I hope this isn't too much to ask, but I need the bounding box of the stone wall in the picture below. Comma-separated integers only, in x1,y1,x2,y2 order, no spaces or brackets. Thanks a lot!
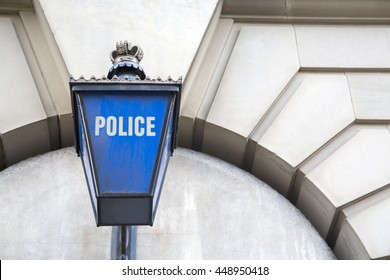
0,0,389,259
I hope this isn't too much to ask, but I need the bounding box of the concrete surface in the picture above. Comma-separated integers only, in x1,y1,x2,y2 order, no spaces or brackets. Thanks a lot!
38,0,219,80
0,148,335,260
0,148,112,259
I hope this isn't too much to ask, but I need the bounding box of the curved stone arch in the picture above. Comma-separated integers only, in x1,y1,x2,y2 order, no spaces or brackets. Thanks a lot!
179,20,390,259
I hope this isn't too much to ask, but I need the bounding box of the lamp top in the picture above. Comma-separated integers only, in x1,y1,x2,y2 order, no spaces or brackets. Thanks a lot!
110,40,144,65
107,40,146,80
70,74,182,83
70,40,182,83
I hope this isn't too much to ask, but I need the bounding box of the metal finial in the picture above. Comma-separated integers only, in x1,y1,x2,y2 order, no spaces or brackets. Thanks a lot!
110,40,144,65
107,40,146,80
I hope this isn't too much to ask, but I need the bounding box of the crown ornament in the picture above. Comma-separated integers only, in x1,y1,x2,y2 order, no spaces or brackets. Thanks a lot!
110,40,144,64
107,40,146,80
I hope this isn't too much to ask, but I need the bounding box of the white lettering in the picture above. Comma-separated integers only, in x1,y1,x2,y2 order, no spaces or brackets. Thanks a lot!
128,116,133,136
134,116,145,136
106,116,117,136
118,116,127,136
94,116,156,137
95,116,105,136
146,117,156,136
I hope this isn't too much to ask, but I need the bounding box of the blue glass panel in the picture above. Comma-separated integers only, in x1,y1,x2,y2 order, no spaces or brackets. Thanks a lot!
81,91,171,195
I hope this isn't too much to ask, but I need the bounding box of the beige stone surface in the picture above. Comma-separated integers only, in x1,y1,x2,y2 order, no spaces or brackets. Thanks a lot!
202,24,299,165
295,25,390,68
0,0,32,8
259,74,354,167
291,125,364,203
2,120,51,166
223,0,390,20
206,24,300,138
334,187,390,259
193,23,244,152
179,18,233,148
333,220,370,259
253,73,355,196
0,18,46,133
202,124,247,166
222,0,286,17
20,11,70,120
38,0,219,79
0,17,51,166
297,128,390,238
289,0,390,19
347,73,390,121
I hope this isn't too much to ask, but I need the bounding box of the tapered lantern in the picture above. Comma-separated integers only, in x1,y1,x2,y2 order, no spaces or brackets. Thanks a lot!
70,41,181,226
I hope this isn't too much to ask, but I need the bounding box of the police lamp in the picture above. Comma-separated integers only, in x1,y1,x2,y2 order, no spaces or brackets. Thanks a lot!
70,41,181,227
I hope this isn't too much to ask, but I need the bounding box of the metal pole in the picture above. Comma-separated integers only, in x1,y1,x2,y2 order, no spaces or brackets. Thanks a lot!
119,226,127,260
112,225,133,260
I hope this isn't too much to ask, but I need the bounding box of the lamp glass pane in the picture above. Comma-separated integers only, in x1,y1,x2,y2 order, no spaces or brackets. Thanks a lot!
80,91,172,195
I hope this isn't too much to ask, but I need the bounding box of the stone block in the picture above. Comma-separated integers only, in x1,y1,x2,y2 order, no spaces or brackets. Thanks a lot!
58,113,74,147
203,25,299,166
0,18,51,165
179,18,233,148
2,120,51,166
334,187,390,259
0,18,47,133
178,116,195,149
202,123,247,167
253,73,355,196
347,73,390,121
291,125,362,203
0,0,32,8
194,23,243,151
222,0,286,17
289,0,390,19
206,24,300,138
20,11,71,148
295,25,390,69
296,128,390,241
333,219,370,259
